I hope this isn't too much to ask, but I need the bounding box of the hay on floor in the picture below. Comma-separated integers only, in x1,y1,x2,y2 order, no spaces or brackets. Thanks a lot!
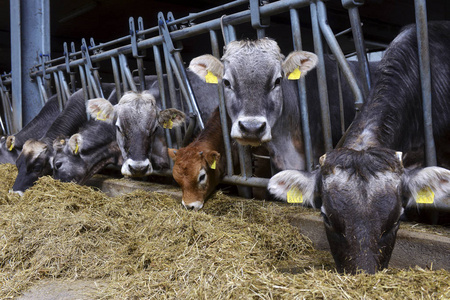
0,163,448,299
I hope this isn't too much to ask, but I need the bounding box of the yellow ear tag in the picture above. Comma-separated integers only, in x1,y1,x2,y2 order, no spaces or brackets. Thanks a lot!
8,141,14,151
163,122,167,129
415,187,435,204
287,187,303,204
205,70,218,84
74,143,79,155
168,119,174,130
210,159,217,170
96,111,107,121
288,68,302,80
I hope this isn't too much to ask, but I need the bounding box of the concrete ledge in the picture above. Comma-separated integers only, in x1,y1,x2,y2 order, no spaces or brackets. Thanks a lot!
86,175,450,271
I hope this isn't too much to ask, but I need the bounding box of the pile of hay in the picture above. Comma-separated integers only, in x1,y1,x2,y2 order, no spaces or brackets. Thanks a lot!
0,164,449,299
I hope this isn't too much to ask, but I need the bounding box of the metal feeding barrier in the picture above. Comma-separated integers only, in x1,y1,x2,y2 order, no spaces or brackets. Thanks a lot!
0,0,437,198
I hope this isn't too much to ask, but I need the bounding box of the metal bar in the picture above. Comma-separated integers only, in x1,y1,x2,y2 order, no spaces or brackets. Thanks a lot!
210,29,234,177
58,70,71,101
347,6,371,99
0,77,13,135
35,75,48,107
414,0,436,166
118,54,138,92
10,0,22,133
52,72,64,111
111,56,122,100
310,2,333,152
78,64,89,100
153,45,174,168
290,8,313,172
130,17,146,92
317,1,364,110
31,0,313,78
222,175,269,188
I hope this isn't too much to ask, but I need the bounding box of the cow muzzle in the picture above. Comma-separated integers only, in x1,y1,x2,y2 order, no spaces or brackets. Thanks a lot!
230,116,272,146
122,158,152,177
182,199,204,211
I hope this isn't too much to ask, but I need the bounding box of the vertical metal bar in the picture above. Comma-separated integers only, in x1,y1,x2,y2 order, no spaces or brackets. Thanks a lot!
316,1,364,111
130,17,146,92
290,8,313,172
10,0,22,133
78,64,89,100
347,6,371,98
153,45,174,167
111,56,122,101
0,77,13,135
118,54,138,92
414,0,436,166
227,25,237,42
35,75,48,107
52,72,64,111
161,44,183,147
211,29,234,177
310,1,333,152
58,70,71,101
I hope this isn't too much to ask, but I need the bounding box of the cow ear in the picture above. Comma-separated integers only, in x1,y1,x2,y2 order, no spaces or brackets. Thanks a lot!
268,169,320,208
189,54,224,83
205,150,220,170
168,148,178,161
402,166,450,208
282,51,318,80
87,98,115,123
158,108,186,128
68,134,82,155
6,135,15,151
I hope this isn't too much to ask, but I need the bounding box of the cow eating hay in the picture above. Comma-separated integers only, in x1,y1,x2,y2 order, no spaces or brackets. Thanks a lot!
0,164,448,298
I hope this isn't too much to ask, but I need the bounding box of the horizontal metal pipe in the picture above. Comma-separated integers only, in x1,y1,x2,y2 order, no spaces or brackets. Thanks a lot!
222,175,269,188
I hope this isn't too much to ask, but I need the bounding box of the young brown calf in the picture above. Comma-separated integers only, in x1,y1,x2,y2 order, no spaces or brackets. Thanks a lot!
168,108,225,210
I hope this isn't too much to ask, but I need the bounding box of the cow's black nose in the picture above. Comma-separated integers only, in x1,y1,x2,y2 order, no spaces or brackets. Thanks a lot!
129,164,149,175
238,120,266,135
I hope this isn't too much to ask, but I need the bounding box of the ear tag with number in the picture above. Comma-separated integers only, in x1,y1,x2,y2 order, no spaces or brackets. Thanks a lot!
210,158,217,170
96,111,107,121
415,187,435,204
288,68,302,80
205,70,218,84
287,187,303,204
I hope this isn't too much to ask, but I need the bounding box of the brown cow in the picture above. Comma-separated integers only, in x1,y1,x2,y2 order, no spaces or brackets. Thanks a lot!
168,108,225,210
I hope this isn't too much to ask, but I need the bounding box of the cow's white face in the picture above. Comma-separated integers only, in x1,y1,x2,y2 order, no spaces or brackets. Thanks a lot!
87,93,185,177
189,38,318,147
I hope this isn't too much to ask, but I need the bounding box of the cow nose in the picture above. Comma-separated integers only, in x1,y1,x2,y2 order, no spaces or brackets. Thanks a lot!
238,120,266,136
129,164,149,175
182,200,203,211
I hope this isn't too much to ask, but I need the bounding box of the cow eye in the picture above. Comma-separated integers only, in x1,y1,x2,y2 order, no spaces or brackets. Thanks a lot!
55,161,63,170
223,79,231,88
274,77,282,87
321,212,332,227
198,173,206,184
116,125,123,135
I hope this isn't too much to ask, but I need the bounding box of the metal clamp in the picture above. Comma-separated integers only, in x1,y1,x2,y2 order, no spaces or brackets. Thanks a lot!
342,0,365,9
158,12,183,54
250,0,270,29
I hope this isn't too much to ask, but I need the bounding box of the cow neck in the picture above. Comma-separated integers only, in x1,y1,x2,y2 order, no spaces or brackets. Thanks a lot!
194,108,225,154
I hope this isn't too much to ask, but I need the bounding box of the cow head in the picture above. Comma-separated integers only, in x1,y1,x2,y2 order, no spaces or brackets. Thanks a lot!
268,147,450,274
87,92,185,177
52,129,122,184
12,139,54,195
0,135,20,164
189,38,318,146
168,147,221,210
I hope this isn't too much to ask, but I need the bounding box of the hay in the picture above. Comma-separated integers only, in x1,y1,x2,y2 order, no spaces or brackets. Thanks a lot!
0,163,449,299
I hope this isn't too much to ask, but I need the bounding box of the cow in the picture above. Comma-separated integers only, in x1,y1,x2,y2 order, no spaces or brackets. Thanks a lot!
52,119,122,184
11,83,118,195
86,72,219,178
168,108,229,210
0,94,61,164
268,21,450,274
86,91,186,177
189,38,371,172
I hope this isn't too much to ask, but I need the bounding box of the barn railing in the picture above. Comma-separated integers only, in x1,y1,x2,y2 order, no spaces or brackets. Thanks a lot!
2,0,402,196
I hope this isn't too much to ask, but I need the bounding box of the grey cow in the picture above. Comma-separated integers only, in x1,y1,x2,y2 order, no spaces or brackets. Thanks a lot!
189,38,368,172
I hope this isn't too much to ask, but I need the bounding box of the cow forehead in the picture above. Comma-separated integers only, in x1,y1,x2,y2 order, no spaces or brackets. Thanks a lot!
115,92,158,121
222,38,284,63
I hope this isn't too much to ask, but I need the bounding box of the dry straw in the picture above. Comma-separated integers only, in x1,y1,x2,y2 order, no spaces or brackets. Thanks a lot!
0,164,448,299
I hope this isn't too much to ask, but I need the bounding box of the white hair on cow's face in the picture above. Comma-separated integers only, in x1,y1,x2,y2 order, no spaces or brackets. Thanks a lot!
222,38,284,62
117,90,157,107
